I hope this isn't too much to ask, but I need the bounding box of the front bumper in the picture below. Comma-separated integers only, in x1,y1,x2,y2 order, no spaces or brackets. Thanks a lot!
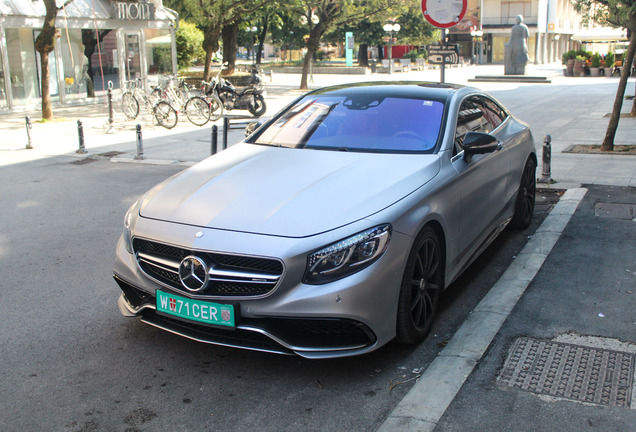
116,276,377,358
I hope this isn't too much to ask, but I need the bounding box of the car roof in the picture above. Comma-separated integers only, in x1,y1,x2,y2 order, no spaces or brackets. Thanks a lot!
306,81,467,102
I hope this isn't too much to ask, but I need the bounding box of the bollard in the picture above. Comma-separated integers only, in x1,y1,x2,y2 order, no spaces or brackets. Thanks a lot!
107,81,114,125
134,124,145,160
25,116,33,149
223,117,229,151
539,134,553,184
211,124,218,155
76,120,87,154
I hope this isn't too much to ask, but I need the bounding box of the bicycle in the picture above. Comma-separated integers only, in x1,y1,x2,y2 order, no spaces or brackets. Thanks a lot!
121,79,161,121
184,76,224,126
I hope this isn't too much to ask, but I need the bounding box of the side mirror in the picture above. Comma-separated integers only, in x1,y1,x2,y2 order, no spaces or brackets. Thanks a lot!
244,118,270,137
462,132,499,161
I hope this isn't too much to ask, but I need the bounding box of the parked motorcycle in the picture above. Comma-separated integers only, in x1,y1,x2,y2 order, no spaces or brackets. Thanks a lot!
216,66,267,117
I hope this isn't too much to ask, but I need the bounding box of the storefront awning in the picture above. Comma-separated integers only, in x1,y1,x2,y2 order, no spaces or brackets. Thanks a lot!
571,27,627,42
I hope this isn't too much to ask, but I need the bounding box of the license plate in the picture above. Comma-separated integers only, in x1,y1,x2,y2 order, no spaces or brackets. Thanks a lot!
156,290,235,329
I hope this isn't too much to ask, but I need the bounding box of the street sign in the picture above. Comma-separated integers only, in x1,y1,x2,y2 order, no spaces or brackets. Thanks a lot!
427,44,460,64
421,0,467,29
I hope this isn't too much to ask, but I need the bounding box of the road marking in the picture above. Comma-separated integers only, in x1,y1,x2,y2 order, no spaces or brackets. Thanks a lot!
378,187,588,432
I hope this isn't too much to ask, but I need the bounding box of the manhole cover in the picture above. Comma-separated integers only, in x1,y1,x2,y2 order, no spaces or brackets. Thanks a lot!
595,202,636,220
497,337,635,408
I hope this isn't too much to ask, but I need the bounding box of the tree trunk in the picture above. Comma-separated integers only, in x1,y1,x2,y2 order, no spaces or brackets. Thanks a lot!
222,22,239,76
256,19,269,65
202,24,221,81
602,31,636,151
34,0,59,121
358,44,369,67
300,24,325,90
39,50,53,120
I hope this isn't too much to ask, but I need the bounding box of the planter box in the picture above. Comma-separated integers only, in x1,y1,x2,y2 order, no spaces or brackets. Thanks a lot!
590,67,600,77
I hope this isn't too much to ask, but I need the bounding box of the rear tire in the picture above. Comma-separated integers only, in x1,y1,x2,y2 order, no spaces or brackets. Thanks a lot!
154,101,178,129
510,157,536,229
396,226,443,344
208,96,224,121
185,96,211,126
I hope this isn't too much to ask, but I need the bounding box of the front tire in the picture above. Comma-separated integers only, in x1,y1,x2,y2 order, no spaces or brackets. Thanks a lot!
396,226,443,344
510,157,536,229
248,94,266,117
121,92,139,120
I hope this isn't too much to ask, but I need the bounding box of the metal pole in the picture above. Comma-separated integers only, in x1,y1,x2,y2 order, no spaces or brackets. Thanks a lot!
388,33,393,75
539,134,553,183
211,124,218,155
135,124,145,160
77,120,87,154
223,117,229,151
25,116,33,149
440,29,446,83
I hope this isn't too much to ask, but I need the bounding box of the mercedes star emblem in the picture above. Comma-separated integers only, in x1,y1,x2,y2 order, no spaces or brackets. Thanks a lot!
178,255,209,292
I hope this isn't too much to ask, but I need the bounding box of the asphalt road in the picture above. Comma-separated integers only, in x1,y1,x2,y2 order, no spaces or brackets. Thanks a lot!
0,151,559,431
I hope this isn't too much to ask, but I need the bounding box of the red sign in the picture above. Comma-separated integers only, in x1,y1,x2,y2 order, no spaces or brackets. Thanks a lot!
421,0,468,29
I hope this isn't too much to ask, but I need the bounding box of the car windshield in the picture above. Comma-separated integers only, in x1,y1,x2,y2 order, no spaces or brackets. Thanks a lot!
251,94,445,153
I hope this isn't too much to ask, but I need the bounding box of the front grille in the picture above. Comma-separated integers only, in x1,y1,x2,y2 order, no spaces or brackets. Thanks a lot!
133,238,284,297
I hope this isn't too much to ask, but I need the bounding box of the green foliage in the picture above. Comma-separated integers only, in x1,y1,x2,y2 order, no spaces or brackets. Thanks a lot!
175,20,205,70
576,49,592,60
402,48,427,60
562,50,577,64
605,52,615,67
591,52,602,67
575,55,587,61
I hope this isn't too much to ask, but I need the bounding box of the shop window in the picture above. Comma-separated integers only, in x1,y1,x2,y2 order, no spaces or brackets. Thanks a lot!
144,28,172,84
85,29,119,94
5,28,39,104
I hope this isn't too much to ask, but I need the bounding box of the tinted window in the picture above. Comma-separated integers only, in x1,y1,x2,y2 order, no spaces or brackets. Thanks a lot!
253,95,445,153
454,95,507,154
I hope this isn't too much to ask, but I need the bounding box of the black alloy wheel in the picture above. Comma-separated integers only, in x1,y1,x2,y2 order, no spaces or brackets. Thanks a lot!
511,157,536,228
248,94,266,117
396,226,442,344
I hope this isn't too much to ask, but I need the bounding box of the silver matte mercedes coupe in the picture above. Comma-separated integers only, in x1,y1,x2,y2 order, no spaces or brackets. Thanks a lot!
114,82,537,359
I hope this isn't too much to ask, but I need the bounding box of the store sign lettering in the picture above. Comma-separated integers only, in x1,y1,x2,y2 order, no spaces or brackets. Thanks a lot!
115,1,155,20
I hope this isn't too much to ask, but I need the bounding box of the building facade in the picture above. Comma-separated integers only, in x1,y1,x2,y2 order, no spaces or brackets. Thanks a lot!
0,0,178,112
448,0,585,65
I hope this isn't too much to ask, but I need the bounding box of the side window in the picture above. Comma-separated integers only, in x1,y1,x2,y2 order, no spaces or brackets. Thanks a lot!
454,96,489,154
453,95,507,156
480,97,507,130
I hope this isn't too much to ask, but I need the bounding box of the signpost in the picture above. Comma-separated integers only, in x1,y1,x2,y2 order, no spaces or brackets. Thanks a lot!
421,0,467,82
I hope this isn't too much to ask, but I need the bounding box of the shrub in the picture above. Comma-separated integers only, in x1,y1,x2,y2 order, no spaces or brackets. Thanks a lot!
562,50,577,64
591,53,601,68
176,21,205,71
402,48,427,61
605,52,615,67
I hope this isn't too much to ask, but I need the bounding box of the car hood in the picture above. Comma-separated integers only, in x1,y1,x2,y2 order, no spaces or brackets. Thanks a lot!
140,143,440,238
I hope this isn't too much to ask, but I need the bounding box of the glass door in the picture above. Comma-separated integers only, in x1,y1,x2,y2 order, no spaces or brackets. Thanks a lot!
124,33,142,83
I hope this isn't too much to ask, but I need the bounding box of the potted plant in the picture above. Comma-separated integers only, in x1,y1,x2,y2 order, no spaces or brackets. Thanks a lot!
590,53,601,77
562,50,577,76
574,55,587,77
604,52,614,77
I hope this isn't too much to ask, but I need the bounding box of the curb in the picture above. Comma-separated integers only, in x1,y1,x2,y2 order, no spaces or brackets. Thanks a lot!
377,187,588,432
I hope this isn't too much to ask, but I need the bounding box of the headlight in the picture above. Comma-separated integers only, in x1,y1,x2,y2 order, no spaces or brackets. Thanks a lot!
304,224,391,285
123,200,140,254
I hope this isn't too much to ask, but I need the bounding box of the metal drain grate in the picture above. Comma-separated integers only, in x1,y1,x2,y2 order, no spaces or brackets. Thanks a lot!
497,337,635,408
594,202,636,220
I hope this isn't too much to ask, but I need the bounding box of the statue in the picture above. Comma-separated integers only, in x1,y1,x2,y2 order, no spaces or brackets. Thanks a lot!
504,15,529,75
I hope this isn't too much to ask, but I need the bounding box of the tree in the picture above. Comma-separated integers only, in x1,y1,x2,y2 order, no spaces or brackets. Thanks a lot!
165,0,275,79
34,0,74,121
176,20,205,70
572,0,636,150
290,0,406,90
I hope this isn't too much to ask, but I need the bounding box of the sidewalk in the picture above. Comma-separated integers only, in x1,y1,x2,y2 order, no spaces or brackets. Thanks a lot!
1,62,635,186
